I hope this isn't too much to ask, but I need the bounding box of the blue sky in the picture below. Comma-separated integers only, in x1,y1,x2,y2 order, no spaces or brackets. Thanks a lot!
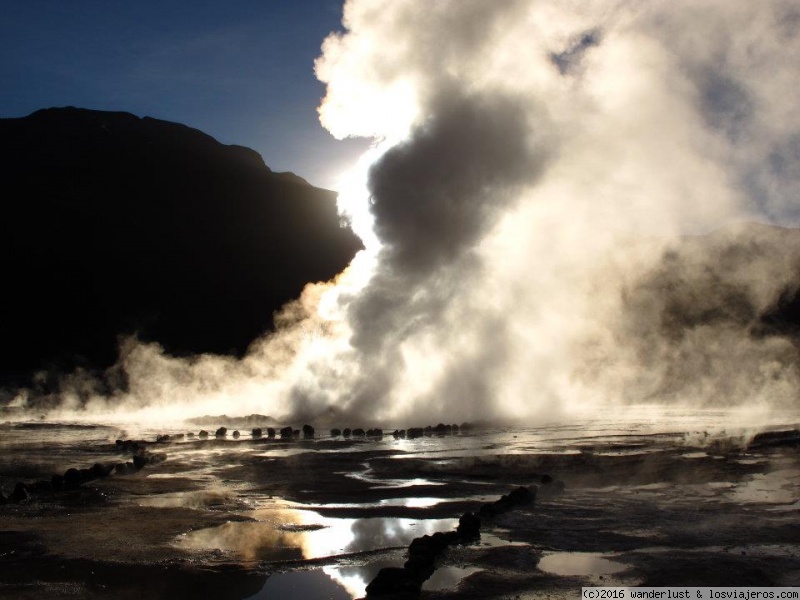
0,0,370,188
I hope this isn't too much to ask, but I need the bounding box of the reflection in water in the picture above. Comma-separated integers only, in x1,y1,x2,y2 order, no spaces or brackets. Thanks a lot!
245,569,351,600
177,508,459,562
180,510,475,599
537,552,626,576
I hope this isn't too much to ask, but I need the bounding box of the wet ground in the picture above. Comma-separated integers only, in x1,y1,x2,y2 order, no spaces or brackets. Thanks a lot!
0,409,799,598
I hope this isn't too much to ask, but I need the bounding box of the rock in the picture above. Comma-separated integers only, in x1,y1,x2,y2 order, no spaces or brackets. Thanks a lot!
280,426,293,439
156,434,171,442
365,567,422,597
132,454,148,470
330,428,341,437
90,463,114,478
540,474,553,484
232,430,240,439
64,468,82,489
407,428,423,439
367,428,383,438
343,428,352,437
267,427,276,438
457,512,481,538
10,483,28,503
508,486,535,506
27,480,53,494
404,554,436,579
0,492,7,505
51,474,64,491
302,424,315,438
215,427,227,438
292,429,300,437
186,432,195,438
199,430,209,438
353,428,366,437
252,428,262,438
451,424,459,433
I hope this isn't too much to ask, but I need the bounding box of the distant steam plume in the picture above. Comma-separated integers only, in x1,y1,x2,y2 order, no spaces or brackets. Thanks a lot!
29,0,800,424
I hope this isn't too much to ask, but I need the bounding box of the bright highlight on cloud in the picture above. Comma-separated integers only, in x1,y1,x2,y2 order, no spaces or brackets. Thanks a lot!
35,0,800,424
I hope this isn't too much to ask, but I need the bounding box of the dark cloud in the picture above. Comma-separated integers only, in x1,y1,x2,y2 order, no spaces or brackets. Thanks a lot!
551,30,602,76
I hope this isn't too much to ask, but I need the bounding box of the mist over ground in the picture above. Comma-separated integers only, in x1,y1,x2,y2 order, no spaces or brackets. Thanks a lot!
10,0,800,425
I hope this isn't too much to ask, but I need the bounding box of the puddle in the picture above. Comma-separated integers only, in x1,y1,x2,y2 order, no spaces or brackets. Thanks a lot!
138,489,234,509
729,468,800,504
319,563,482,598
245,569,351,599
346,468,446,488
537,552,627,577
680,452,708,459
423,566,483,591
176,509,460,561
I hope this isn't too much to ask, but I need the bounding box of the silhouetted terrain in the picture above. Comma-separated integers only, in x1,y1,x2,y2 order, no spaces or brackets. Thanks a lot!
0,107,361,389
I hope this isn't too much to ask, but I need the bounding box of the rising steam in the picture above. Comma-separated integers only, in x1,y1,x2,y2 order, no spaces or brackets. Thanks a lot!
27,0,800,424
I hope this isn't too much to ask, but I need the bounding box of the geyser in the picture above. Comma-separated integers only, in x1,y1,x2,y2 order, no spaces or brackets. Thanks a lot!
25,0,800,424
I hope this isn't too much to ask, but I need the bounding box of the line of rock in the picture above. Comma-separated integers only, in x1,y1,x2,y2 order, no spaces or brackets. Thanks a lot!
365,475,565,598
0,439,166,505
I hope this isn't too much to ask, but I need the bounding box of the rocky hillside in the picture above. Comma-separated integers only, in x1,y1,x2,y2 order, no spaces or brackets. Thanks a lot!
0,107,362,389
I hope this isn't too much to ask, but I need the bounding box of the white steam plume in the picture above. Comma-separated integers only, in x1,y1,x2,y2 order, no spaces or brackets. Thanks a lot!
38,0,800,424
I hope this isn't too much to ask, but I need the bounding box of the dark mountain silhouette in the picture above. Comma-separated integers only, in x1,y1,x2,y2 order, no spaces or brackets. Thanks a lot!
0,107,362,389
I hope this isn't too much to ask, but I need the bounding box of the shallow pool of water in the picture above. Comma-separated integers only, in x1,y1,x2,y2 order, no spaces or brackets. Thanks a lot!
537,552,627,576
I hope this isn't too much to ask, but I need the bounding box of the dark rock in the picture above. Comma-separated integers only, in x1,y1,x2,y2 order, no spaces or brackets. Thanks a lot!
367,428,383,438
215,427,228,438
407,428,423,439
79,468,95,483
302,424,315,438
280,426,293,439
232,430,240,439
365,567,422,597
540,474,553,484
267,428,276,438
0,492,7,505
452,424,459,433
352,428,365,437
27,480,53,493
292,429,300,437
508,485,536,506
10,483,28,503
330,428,342,437
64,468,82,489
252,428,262,438
404,554,436,579
132,455,148,470
90,463,113,478
457,512,481,538
156,434,171,442
199,430,209,438
343,428,352,437
51,474,64,491
186,432,195,438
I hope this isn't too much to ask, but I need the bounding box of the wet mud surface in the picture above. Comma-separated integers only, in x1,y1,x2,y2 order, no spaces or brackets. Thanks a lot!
1,414,799,598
